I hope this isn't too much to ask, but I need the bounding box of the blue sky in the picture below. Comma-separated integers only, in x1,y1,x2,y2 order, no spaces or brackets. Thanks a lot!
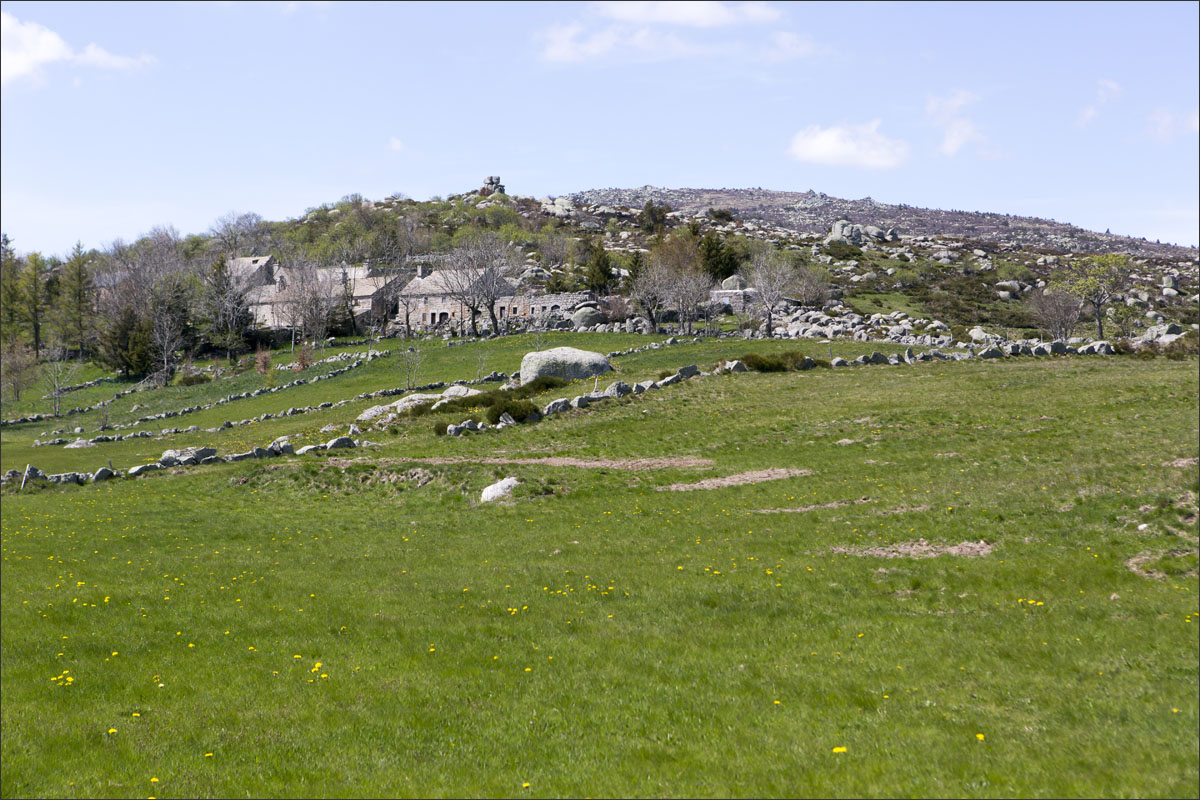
2,1,1198,256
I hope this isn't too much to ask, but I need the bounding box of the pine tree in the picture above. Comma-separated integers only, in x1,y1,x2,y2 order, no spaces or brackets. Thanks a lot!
583,245,614,294
20,252,55,358
0,234,22,345
55,242,96,358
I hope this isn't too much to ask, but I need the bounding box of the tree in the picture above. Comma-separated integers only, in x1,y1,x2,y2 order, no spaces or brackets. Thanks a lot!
626,250,645,287
99,306,152,376
1051,254,1133,339
0,234,22,344
1029,288,1083,342
747,250,796,337
0,339,37,403
637,201,670,233
649,232,714,334
443,232,516,336
699,232,738,281
399,346,424,390
672,265,715,334
579,238,614,294
201,257,250,360
793,263,831,309
54,242,97,358
40,345,80,417
539,234,569,270
149,277,190,383
629,256,671,331
20,252,55,358
209,211,266,257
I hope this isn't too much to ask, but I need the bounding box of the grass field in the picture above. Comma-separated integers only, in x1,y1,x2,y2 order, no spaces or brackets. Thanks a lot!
2,334,1197,798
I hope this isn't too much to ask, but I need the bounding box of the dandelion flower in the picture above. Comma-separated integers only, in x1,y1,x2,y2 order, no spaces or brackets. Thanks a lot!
832,746,847,753
976,733,985,741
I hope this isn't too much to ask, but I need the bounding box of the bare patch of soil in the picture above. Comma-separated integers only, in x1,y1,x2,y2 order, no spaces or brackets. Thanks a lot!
1165,457,1198,468
831,539,993,559
658,468,813,492
1127,550,1200,580
755,497,872,513
328,455,713,471
875,504,931,516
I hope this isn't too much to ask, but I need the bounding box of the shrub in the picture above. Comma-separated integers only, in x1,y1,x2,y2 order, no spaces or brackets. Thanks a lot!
741,352,788,372
1163,331,1199,360
401,401,435,417
779,351,813,370
486,398,539,425
178,373,211,386
825,242,863,260
255,346,272,375
433,421,449,436
295,345,313,371
515,376,567,397
658,369,675,379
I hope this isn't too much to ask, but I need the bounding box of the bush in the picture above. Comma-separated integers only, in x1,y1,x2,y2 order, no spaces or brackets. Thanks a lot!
515,376,567,397
779,351,813,370
433,421,449,436
485,398,539,425
825,242,863,260
1163,331,1199,360
741,352,788,372
742,351,817,372
178,373,211,386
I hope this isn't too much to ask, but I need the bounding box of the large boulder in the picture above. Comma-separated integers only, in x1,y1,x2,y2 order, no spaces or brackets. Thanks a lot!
481,477,520,503
519,347,612,386
571,307,606,328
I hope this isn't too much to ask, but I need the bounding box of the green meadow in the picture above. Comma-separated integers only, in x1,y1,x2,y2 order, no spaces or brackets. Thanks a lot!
2,334,1197,798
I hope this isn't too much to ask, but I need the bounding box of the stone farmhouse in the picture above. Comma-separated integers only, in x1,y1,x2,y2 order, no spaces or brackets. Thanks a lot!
397,264,593,330
243,261,406,331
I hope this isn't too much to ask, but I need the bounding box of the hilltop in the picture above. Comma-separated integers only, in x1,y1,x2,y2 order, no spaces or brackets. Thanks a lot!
566,186,1197,259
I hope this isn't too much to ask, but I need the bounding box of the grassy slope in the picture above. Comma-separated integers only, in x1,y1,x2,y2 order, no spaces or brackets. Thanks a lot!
0,334,913,475
1,336,1197,798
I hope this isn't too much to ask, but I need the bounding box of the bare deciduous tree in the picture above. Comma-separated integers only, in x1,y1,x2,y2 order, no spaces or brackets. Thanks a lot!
1,339,37,404
629,257,671,331
443,233,517,337
747,250,797,337
793,263,831,309
1029,287,1083,342
209,211,267,258
671,266,715,335
41,346,80,417
539,234,569,270
400,346,424,390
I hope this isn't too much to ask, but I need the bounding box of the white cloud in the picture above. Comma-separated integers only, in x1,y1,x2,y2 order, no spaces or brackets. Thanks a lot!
387,137,405,153
1078,78,1121,127
591,1,780,27
938,118,984,157
540,22,708,62
1147,108,1198,141
280,1,333,14
1,11,153,86
787,120,909,169
764,31,814,61
926,90,984,157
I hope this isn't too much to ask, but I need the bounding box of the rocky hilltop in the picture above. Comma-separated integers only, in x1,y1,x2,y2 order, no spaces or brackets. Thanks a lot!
566,186,1196,260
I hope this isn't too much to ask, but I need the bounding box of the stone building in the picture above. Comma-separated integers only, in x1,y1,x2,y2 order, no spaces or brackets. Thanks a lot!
397,266,593,331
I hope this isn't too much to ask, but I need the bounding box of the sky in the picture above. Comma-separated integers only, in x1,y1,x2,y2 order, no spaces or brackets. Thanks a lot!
2,0,1198,257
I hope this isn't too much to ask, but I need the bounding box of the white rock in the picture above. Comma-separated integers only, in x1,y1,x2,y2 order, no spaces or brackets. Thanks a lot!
481,477,520,503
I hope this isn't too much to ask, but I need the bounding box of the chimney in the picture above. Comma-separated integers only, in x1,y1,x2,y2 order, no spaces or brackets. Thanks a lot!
417,263,432,278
